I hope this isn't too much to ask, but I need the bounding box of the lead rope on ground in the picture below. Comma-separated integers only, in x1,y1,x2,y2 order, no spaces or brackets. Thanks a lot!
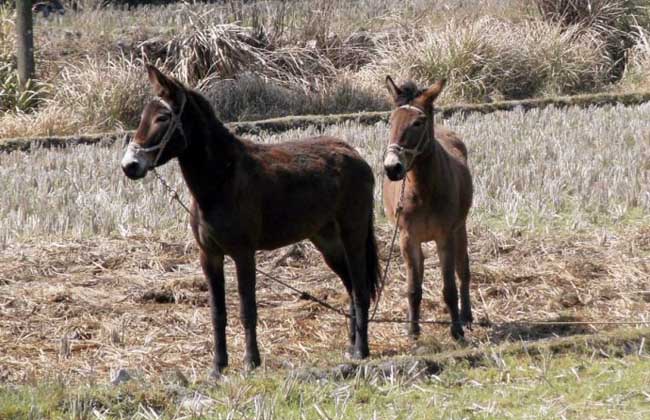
152,170,650,328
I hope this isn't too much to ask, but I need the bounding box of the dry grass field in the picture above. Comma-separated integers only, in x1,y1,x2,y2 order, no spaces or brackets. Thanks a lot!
1,1,650,418
0,103,649,418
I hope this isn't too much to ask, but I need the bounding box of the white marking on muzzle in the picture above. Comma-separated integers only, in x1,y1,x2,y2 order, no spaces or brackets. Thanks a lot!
384,151,403,169
121,141,153,172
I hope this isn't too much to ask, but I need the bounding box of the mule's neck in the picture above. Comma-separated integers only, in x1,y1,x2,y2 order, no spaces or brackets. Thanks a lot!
407,122,451,202
177,93,244,209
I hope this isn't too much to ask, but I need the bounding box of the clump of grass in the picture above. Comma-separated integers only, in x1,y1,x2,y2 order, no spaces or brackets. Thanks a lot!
168,23,273,85
165,10,367,91
620,28,650,90
535,0,650,81
203,72,388,122
367,17,611,102
53,56,149,130
0,105,78,138
0,54,50,113
0,56,148,138
535,0,632,28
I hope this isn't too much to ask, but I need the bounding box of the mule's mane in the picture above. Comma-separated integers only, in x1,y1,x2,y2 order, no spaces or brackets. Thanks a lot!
185,87,242,147
188,87,215,114
395,81,425,106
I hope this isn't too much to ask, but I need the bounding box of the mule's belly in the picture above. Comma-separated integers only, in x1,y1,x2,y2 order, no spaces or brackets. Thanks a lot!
383,179,467,243
257,180,340,250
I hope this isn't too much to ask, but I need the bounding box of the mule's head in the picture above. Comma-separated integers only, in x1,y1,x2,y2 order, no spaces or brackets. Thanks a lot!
383,76,445,181
121,65,188,180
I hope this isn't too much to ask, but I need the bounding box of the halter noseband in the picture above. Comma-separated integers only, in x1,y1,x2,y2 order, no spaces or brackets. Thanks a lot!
387,104,435,172
125,95,187,166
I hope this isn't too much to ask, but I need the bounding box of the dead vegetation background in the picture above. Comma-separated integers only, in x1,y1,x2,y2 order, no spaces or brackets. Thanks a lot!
2,0,650,138
0,104,649,384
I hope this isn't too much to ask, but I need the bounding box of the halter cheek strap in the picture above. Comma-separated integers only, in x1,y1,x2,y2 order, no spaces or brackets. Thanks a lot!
387,104,435,171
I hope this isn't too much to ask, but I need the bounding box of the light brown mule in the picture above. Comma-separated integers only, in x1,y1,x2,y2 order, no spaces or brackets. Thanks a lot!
383,76,473,340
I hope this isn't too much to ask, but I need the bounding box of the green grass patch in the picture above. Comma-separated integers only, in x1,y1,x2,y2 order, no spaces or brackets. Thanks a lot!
2,329,649,419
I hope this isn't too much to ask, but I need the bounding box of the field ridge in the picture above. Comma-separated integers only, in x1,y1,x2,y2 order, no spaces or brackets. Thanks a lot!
2,89,650,153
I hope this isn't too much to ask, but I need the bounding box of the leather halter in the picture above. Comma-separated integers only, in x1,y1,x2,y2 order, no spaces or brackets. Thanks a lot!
124,95,187,166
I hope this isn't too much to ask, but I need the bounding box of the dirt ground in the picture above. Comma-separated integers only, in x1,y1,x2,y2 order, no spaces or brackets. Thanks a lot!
1,223,649,384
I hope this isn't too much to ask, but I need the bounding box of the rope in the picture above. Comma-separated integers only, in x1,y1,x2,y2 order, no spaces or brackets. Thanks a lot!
255,268,349,317
370,178,405,321
152,169,192,215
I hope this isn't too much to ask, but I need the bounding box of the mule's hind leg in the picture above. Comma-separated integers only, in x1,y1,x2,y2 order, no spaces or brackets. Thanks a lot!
340,228,371,359
310,224,356,349
455,225,473,328
436,236,463,340
400,233,425,339
232,252,261,370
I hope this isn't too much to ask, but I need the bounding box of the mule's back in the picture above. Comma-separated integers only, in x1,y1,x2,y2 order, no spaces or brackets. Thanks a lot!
240,135,375,250
435,125,468,163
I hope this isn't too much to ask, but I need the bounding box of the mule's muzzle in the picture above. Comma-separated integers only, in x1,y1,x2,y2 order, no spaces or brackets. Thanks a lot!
121,138,150,180
385,163,405,181
384,152,406,181
122,160,147,180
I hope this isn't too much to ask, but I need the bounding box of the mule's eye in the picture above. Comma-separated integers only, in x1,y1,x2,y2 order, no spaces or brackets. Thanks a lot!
155,114,170,124
412,119,424,127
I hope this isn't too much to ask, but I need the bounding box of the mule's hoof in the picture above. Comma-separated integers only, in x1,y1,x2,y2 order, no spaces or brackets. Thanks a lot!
461,310,474,329
345,344,355,358
407,324,421,341
209,368,227,381
209,360,228,379
451,324,465,341
346,345,369,360
244,353,261,371
351,350,369,360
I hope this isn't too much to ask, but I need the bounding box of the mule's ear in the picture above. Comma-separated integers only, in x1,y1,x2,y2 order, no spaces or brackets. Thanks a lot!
146,64,185,109
418,79,446,106
147,65,173,96
385,75,402,103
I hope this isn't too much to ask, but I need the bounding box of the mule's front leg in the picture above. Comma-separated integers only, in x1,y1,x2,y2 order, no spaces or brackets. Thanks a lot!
400,233,424,339
200,251,228,376
437,237,463,340
233,252,261,369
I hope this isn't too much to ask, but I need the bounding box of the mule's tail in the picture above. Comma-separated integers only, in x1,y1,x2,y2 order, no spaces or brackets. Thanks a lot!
366,213,380,301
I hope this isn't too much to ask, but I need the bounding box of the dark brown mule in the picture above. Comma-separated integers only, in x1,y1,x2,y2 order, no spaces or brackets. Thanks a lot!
121,65,379,374
382,77,473,340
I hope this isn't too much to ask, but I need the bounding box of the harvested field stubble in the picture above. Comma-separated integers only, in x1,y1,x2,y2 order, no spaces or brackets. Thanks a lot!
1,104,648,242
0,105,649,383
